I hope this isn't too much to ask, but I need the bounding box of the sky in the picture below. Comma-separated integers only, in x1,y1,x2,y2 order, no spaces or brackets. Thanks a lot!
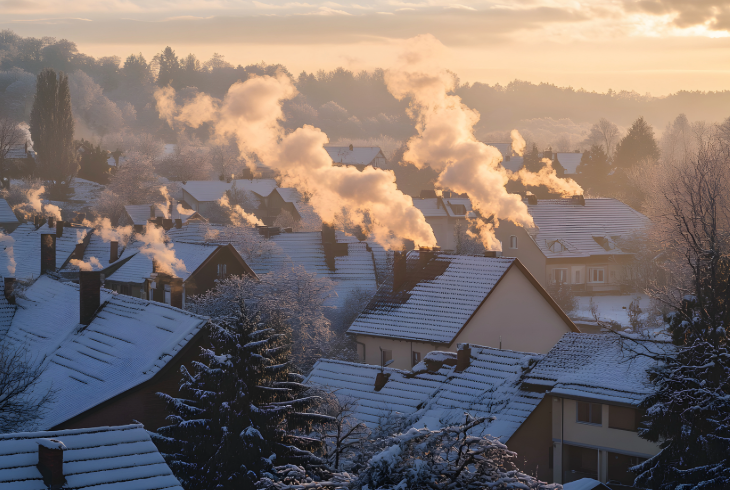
3,0,730,95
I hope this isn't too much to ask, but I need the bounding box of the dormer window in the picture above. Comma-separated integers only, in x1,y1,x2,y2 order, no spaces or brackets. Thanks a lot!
548,240,566,253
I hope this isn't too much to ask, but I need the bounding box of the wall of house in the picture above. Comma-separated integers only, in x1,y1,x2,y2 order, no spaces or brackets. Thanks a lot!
551,397,660,484
545,256,633,292
54,331,207,432
356,336,444,370
185,247,253,297
495,222,547,286
423,216,457,251
506,397,553,482
456,266,572,354
105,281,145,299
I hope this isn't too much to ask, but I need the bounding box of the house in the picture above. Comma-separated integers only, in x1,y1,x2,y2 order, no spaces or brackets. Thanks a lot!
325,145,386,170
347,251,578,369
0,273,208,431
0,198,19,232
180,179,278,217
57,230,136,281
495,197,650,290
123,202,204,232
306,344,554,480
411,194,475,251
523,332,666,486
105,241,256,302
0,424,182,489
3,142,35,161
0,220,92,281
256,187,319,227
554,152,583,176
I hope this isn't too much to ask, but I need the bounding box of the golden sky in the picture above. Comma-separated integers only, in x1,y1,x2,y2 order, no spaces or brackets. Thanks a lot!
3,0,730,95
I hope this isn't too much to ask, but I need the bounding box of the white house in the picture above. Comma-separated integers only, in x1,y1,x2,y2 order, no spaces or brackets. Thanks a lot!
325,145,386,169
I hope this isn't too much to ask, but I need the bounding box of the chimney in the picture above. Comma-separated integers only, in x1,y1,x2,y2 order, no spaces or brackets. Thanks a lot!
56,221,63,238
374,372,390,391
348,143,353,151
73,243,84,260
484,250,502,258
48,216,55,229
455,344,472,373
419,189,437,199
571,194,586,206
321,222,336,244
168,199,174,218
79,271,101,325
150,204,156,219
109,241,118,263
170,278,183,308
527,194,538,205
4,277,15,304
36,439,66,487
162,218,173,230
152,259,159,273
40,234,56,275
393,251,406,292
34,215,39,227
174,218,183,229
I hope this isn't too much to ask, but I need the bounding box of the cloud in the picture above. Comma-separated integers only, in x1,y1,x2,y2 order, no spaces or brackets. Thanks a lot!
625,0,730,32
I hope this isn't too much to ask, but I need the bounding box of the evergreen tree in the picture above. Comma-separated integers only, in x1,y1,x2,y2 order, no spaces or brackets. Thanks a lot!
576,143,611,194
613,116,659,169
29,68,76,196
154,304,331,490
77,139,111,184
155,46,180,88
521,143,541,172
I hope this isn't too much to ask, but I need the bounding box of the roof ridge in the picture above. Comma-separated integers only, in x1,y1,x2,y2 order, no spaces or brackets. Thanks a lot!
0,423,144,440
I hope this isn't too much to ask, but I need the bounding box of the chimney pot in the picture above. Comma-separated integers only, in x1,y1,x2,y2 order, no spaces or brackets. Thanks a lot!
393,251,407,292
109,241,119,263
79,271,101,325
4,277,15,304
40,234,56,275
37,440,66,487
455,344,471,372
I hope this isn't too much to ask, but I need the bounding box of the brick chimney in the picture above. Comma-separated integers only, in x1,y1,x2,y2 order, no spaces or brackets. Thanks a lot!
4,277,15,304
48,216,55,228
393,251,406,292
40,234,56,275
321,222,336,244
162,218,173,230
79,271,101,326
170,278,183,308
56,221,63,238
72,243,84,260
36,439,66,487
109,241,118,263
455,344,472,373
174,218,183,229
571,194,586,206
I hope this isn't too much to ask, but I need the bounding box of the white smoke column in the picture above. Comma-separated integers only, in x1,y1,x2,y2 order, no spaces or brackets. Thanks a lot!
157,187,171,218
384,35,532,250
511,129,526,157
218,195,263,226
13,186,45,218
154,77,437,249
138,223,186,276
44,204,62,221
82,217,133,246
0,233,16,276
513,158,584,197
70,256,102,271
177,204,194,217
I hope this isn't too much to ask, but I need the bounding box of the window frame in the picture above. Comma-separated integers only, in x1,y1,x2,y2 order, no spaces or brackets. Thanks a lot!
576,401,603,426
553,268,568,284
412,351,421,367
588,267,605,283
509,235,518,249
608,405,639,432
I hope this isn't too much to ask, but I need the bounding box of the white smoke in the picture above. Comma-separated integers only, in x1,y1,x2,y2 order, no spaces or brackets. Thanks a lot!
12,186,63,220
513,158,584,197
70,256,102,271
176,204,195,217
138,223,186,276
157,186,171,219
510,129,526,157
154,75,436,250
83,217,133,246
0,233,16,275
218,194,263,226
44,203,62,221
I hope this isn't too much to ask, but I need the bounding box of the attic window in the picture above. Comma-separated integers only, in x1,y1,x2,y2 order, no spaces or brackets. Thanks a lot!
449,203,467,215
547,240,566,253
593,236,617,251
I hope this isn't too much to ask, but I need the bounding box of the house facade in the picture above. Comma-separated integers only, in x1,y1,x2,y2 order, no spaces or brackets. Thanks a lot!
495,197,649,291
411,195,474,252
325,145,386,170
180,179,278,217
347,251,578,370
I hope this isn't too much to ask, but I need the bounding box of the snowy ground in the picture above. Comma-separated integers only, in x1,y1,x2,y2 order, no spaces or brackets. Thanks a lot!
570,294,664,333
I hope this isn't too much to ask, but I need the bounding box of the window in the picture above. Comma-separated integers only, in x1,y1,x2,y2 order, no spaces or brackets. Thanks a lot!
589,268,605,283
574,270,581,284
381,349,393,366
412,351,421,367
548,240,565,253
509,235,518,249
217,263,227,279
553,268,568,284
609,405,639,431
607,452,646,486
576,401,602,425
164,284,171,305
564,444,598,484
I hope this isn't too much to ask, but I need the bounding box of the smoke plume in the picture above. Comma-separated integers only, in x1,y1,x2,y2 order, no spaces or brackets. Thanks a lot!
177,204,194,217
384,35,533,250
218,195,263,226
513,158,584,197
83,217,133,246
510,129,526,157
138,223,186,276
12,186,63,221
154,75,436,249
0,233,16,275
70,256,102,271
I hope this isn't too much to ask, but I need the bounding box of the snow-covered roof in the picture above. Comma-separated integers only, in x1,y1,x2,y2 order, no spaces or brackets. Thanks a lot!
274,187,302,203
68,178,105,203
4,144,34,160
181,179,277,203
501,155,524,173
307,344,546,442
347,252,515,343
0,424,183,489
555,152,583,175
325,146,384,167
412,198,475,219
0,280,16,339
0,199,18,224
106,242,222,284
0,223,92,280
523,332,666,406
526,198,650,258
124,204,198,226
2,276,208,429
59,232,129,273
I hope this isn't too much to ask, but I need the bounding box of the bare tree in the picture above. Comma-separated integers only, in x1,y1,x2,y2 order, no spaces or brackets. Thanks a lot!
582,118,621,158
210,143,247,180
308,392,368,471
0,117,22,162
0,347,54,432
